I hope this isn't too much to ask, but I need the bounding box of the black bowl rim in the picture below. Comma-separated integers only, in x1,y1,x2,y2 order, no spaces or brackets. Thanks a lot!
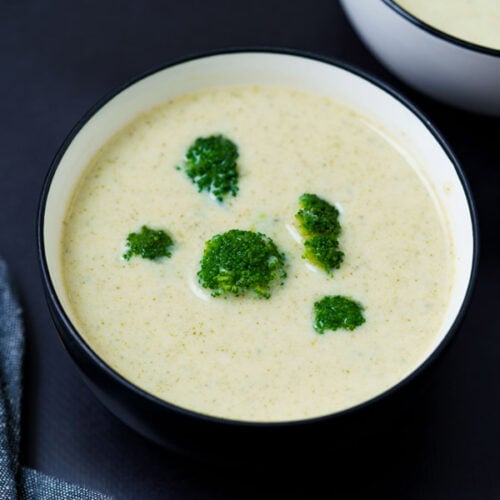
37,47,480,429
382,0,500,57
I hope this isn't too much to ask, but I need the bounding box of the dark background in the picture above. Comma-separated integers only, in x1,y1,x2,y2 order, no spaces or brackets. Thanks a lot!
1,1,499,498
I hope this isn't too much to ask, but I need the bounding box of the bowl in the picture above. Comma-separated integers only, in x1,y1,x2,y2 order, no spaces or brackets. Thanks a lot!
340,0,500,115
37,49,478,462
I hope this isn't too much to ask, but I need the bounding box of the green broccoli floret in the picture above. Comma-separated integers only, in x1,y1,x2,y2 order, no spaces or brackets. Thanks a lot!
295,193,344,274
304,235,344,272
313,295,365,333
296,193,341,238
181,134,239,202
197,229,287,298
123,225,174,261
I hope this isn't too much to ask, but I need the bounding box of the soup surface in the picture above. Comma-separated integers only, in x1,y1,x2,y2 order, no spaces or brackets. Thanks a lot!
396,0,500,50
62,86,453,422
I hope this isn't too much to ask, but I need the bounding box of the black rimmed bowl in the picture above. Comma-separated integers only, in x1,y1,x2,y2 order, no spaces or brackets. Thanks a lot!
37,50,478,463
341,0,500,115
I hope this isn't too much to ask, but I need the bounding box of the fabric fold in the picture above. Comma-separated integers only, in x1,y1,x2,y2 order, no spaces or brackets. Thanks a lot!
0,259,111,500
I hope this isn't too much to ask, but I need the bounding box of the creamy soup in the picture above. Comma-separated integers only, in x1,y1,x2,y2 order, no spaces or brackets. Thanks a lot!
62,86,453,422
396,0,500,50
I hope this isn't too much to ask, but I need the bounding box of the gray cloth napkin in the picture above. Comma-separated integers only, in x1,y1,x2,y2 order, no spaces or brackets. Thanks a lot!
0,258,111,500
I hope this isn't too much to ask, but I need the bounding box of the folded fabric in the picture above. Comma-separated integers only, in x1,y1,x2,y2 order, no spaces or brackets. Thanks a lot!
0,258,111,500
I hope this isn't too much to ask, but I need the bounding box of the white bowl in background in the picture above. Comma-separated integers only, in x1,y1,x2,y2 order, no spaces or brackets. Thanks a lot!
341,0,500,115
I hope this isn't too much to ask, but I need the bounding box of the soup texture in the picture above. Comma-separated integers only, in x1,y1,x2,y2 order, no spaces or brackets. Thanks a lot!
396,0,500,50
62,86,453,422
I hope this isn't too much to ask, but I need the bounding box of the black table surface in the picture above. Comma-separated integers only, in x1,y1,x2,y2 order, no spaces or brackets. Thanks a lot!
1,1,499,498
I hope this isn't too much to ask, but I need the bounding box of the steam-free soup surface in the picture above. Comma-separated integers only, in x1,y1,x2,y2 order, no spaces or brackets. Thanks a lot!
62,86,452,422
396,0,500,50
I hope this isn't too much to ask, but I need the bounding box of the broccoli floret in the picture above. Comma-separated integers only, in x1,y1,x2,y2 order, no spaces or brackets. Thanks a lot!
197,229,287,298
304,235,344,272
181,134,239,202
295,193,344,274
296,193,341,237
313,295,365,333
123,225,174,261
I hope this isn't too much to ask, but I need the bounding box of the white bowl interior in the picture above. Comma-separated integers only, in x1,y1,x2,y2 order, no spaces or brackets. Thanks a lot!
43,52,474,375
